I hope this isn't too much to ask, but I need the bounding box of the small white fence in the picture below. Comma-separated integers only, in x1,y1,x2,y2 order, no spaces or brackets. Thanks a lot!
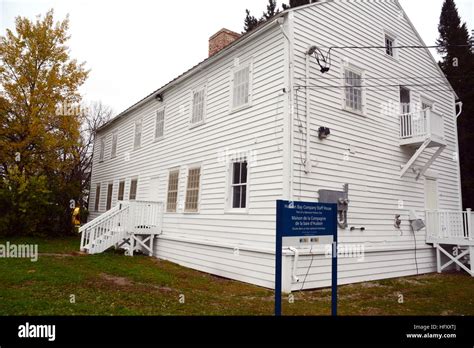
425,209,473,245
399,109,444,140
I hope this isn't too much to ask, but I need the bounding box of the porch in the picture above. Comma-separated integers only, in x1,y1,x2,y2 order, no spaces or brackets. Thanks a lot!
425,210,474,276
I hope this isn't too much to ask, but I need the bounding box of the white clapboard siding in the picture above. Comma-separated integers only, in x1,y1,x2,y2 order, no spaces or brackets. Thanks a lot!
87,0,463,290
88,22,287,286
289,0,461,283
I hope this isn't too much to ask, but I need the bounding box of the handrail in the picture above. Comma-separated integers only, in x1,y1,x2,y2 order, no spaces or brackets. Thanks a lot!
399,109,444,140
425,209,472,243
79,200,164,253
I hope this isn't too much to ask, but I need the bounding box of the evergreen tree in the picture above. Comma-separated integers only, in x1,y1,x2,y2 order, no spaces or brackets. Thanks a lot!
244,0,314,33
243,9,260,33
263,0,280,20
436,0,474,209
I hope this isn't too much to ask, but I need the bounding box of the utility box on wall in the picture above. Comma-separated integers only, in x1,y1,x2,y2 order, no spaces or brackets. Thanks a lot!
318,184,349,229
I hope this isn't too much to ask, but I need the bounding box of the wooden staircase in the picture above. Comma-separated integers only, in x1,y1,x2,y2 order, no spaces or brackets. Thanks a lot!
79,201,164,256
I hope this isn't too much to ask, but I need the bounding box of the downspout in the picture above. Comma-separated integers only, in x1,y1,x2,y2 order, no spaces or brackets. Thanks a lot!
455,101,463,209
278,16,294,200
288,247,300,283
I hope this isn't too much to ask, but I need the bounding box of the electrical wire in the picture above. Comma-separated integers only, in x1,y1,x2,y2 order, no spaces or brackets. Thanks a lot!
299,244,315,293
296,73,474,81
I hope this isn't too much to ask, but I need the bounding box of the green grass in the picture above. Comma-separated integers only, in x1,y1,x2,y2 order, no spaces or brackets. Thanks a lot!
0,237,473,315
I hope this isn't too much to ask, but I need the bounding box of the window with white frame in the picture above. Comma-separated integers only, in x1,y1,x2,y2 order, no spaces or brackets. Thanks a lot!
344,68,363,113
385,34,395,57
99,137,105,162
117,180,125,201
155,109,165,139
232,64,251,110
94,184,101,212
185,167,201,212
166,170,179,212
106,183,113,210
191,88,205,125
129,179,138,201
111,132,118,158
231,161,248,209
134,118,143,149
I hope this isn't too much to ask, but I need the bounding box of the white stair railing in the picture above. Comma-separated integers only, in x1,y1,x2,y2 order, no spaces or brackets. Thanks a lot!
425,209,473,244
399,109,444,140
79,202,130,253
79,201,164,254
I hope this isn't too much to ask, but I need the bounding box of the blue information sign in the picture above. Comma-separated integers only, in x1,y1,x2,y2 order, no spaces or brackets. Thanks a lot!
275,200,338,316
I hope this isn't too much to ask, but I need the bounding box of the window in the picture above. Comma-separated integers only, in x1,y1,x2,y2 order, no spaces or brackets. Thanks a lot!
185,167,201,212
134,119,143,149
344,68,363,113
118,181,125,201
106,183,113,210
191,87,206,125
385,34,394,57
400,87,411,113
99,138,105,162
231,161,247,209
232,64,251,110
94,184,101,212
129,179,138,201
166,170,179,212
155,109,165,140
111,132,118,158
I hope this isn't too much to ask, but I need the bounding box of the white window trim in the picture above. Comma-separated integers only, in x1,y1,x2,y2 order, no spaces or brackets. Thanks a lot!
229,59,254,113
94,183,101,212
341,60,366,117
129,177,139,201
99,137,105,162
133,118,143,150
189,85,207,129
225,158,249,214
383,29,399,60
154,107,166,141
110,131,118,159
117,179,126,202
183,164,202,214
166,168,180,214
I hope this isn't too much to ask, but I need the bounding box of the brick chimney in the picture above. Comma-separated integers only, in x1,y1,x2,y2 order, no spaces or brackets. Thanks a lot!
209,29,241,57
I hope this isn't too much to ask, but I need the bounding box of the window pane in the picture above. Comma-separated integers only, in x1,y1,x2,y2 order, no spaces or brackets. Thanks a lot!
134,119,142,148
233,162,241,184
118,181,125,201
233,66,250,108
129,179,138,201
167,170,179,212
111,133,118,158
99,138,105,161
95,184,101,211
241,161,247,184
156,110,165,139
232,186,241,209
106,183,113,210
185,168,200,212
241,185,247,209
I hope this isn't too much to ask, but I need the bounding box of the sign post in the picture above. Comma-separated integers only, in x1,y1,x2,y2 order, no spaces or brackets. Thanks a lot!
275,200,338,316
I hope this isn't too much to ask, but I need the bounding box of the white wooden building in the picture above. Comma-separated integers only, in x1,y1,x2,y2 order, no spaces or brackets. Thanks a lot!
81,0,473,292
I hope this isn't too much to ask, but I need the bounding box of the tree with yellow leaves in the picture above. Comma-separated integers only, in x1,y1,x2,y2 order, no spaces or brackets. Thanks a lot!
0,9,88,235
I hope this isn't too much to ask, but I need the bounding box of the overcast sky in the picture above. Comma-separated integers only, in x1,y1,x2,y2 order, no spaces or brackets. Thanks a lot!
1,0,473,114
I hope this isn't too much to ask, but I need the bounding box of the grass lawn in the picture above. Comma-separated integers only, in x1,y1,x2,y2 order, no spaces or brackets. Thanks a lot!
0,236,473,316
